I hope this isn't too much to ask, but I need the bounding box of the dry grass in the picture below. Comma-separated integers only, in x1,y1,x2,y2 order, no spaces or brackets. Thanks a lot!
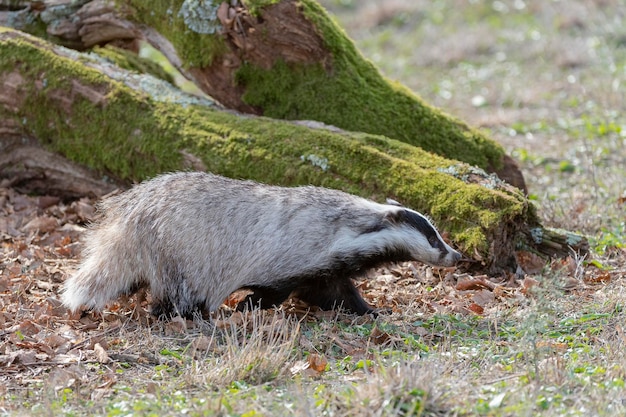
188,311,300,387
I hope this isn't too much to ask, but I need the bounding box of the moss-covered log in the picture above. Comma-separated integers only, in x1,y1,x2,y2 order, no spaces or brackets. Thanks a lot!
0,0,525,190
0,29,587,273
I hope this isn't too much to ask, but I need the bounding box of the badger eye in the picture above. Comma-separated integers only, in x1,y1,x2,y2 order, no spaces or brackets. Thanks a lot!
428,236,441,248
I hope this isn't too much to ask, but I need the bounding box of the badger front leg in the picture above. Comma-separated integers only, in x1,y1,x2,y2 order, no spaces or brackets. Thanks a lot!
293,277,376,315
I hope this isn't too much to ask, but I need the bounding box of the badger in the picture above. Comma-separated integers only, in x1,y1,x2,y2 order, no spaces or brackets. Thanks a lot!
62,172,461,318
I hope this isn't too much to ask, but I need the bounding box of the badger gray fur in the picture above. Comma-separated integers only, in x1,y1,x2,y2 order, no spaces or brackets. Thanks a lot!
62,172,461,317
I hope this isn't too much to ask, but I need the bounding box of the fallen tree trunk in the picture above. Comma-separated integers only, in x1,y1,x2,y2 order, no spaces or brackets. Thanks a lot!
0,29,587,273
1,0,525,190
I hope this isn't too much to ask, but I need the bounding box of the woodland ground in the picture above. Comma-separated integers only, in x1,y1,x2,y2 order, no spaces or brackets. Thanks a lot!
1,1,625,416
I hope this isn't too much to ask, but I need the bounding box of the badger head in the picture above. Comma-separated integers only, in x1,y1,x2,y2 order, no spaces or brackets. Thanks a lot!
330,200,462,269
384,207,461,267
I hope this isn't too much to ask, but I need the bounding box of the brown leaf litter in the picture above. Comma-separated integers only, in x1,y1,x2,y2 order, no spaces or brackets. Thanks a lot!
1,185,623,388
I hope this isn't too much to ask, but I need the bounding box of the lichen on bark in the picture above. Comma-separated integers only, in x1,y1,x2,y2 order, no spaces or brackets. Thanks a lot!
124,0,229,68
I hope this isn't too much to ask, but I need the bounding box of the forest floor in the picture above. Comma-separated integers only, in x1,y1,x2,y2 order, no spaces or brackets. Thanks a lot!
2,1,626,416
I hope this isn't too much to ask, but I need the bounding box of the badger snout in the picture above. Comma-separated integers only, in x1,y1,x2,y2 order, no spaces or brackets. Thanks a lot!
437,247,462,267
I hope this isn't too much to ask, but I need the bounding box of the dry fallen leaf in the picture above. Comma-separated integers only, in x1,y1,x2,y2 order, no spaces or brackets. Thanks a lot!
308,353,328,372
584,271,611,284
223,291,247,308
22,216,58,234
18,320,40,337
472,289,496,307
93,343,110,364
551,256,578,276
46,366,85,392
467,303,484,315
560,277,580,291
369,327,391,345
215,311,246,329
37,196,60,210
515,251,546,275
456,277,494,292
536,340,568,351
192,335,212,352
70,200,95,222
521,276,540,295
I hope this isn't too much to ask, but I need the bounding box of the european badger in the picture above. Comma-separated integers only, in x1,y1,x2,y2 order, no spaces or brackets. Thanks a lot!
62,172,461,317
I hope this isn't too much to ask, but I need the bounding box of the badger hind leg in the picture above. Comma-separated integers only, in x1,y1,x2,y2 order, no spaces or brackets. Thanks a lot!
149,281,204,320
236,285,295,312
293,277,376,315
149,297,176,319
150,299,208,320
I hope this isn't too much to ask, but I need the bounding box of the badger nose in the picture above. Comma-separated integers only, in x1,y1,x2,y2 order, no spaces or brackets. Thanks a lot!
452,250,462,263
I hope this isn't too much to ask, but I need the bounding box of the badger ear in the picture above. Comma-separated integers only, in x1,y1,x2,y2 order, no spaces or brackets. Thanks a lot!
386,198,403,207
383,208,404,224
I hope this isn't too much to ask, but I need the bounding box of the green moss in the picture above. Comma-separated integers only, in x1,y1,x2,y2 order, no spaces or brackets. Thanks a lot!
7,0,506,171
122,0,228,68
1,34,182,182
233,0,505,170
0,29,534,265
93,45,175,84
118,0,503,170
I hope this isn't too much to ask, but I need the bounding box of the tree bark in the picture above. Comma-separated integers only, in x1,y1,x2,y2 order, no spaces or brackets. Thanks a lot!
0,29,587,273
1,0,525,191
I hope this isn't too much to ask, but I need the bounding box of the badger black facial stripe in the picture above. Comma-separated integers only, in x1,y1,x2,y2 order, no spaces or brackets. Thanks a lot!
396,210,441,248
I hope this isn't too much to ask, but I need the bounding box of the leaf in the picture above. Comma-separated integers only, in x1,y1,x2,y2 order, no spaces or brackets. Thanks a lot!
467,303,484,315
46,367,84,392
165,316,187,334
536,341,568,351
456,276,494,291
472,289,495,307
22,216,58,234
45,334,70,350
160,348,183,360
586,259,609,270
70,200,95,222
369,327,391,345
94,343,110,364
223,291,247,308
307,353,327,373
192,335,212,351
37,196,60,210
584,271,612,284
215,311,246,329
515,251,546,275
521,276,540,295
18,319,40,337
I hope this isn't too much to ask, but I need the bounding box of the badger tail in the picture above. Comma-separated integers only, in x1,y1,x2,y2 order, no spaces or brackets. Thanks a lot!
61,253,135,312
